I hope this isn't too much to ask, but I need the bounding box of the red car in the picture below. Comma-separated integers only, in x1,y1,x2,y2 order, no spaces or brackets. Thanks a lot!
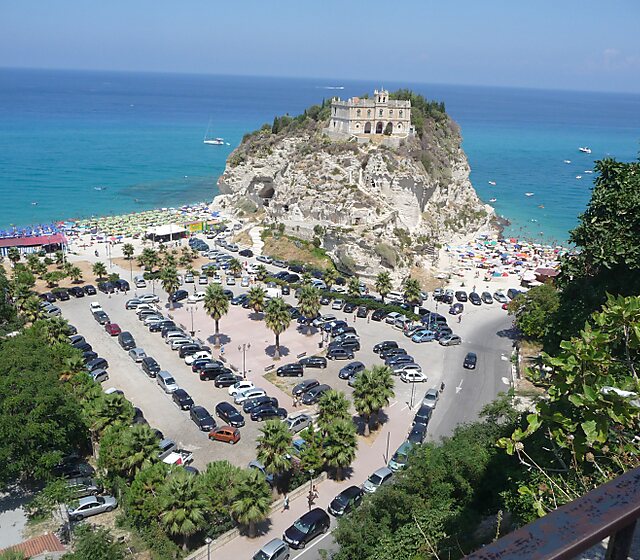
208,426,240,445
105,323,122,336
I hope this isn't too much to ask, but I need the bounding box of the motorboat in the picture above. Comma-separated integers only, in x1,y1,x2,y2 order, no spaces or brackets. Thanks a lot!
525,192,534,197
563,160,571,164
579,147,592,154
488,180,496,186
204,137,225,145
489,198,497,203
576,175,582,179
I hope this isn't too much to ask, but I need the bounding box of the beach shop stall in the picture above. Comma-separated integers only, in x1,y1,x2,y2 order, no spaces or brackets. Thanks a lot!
0,233,67,257
145,224,186,244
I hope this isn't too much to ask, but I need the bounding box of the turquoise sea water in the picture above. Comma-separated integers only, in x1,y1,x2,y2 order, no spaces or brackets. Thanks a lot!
1,68,639,242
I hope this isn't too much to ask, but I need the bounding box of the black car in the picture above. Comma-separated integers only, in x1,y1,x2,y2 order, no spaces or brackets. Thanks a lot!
93,310,110,324
243,395,279,413
69,287,85,298
481,291,494,304
82,351,98,363
283,507,331,549
455,291,468,302
356,305,369,318
328,485,364,516
238,249,253,257
325,320,348,333
231,294,248,306
340,301,355,314
408,422,427,444
371,309,388,321
373,340,399,354
200,365,230,381
251,405,287,422
86,357,108,372
276,363,304,377
281,285,291,296
141,356,161,377
385,354,415,367
215,402,245,427
172,388,194,410
463,352,477,370
285,274,299,284
326,346,354,360
301,384,331,405
115,279,130,292
333,325,357,337
98,282,116,294
191,358,216,372
190,406,216,431
449,303,464,315
74,341,92,353
118,331,136,350
380,346,407,359
70,334,86,346
320,295,331,305
413,404,433,427
53,459,95,480
150,319,175,332
292,379,319,397
469,292,482,306
83,284,97,295
214,373,243,388
53,289,70,301
223,289,234,299
41,292,57,303
339,361,365,380
288,264,304,273
169,289,189,303
298,355,327,369
507,288,522,300
328,338,360,352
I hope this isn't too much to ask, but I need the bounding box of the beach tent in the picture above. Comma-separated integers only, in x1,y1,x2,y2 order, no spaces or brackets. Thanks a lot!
146,223,186,242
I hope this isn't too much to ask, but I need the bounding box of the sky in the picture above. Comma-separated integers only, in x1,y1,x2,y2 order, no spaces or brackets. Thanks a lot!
2,1,640,93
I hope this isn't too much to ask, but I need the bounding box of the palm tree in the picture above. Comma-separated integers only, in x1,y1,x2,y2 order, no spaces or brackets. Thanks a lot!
323,267,338,290
230,469,272,538
247,286,266,318
12,282,33,311
375,271,393,304
42,316,71,345
352,365,395,436
159,472,207,551
122,243,134,260
323,419,358,481
7,247,20,265
317,390,351,435
54,250,65,267
255,264,268,282
264,297,291,358
204,284,229,346
21,295,44,323
138,248,159,273
301,271,312,286
121,424,160,480
256,419,293,487
163,252,177,269
160,266,181,308
60,355,86,381
25,253,41,274
347,276,361,298
297,284,321,333
229,258,242,278
85,393,134,455
68,265,83,283
403,276,422,306
92,261,107,280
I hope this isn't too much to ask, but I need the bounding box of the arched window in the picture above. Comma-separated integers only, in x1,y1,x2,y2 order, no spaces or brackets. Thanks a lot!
356,109,361,116
399,110,403,117
379,109,383,116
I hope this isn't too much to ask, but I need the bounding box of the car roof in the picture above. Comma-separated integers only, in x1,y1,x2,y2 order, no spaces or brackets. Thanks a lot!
373,466,393,477
340,485,362,498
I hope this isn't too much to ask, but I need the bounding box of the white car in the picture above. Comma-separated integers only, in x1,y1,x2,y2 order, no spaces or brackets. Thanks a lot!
228,380,255,397
165,331,188,344
212,274,223,284
184,351,212,365
241,276,250,287
135,304,155,315
187,291,206,303
143,315,165,325
170,338,193,350
423,388,439,409
331,299,344,310
234,387,266,404
138,294,160,304
385,312,401,325
393,363,423,376
400,371,428,383
89,302,102,313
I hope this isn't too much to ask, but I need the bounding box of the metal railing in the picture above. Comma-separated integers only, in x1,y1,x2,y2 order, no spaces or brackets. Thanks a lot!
466,467,640,560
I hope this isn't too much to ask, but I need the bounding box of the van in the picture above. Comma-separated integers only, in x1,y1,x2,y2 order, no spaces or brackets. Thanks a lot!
157,371,179,393
386,290,404,304
134,275,147,288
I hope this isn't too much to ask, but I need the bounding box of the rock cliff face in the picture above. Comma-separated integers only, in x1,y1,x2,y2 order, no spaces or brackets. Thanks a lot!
216,114,493,279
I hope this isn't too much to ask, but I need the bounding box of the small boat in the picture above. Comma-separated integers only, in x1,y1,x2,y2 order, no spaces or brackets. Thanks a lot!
94,186,107,191
538,205,545,209
563,160,571,164
203,119,224,145
488,181,496,186
584,170,593,174
579,147,592,154
525,192,534,197
576,175,582,179
489,198,497,203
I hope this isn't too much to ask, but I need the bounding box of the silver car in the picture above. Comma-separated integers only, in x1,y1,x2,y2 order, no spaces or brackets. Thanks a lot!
285,413,312,434
128,347,147,362
362,466,393,493
423,388,440,409
67,494,117,521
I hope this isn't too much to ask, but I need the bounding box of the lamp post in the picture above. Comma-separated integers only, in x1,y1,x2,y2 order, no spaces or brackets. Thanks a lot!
410,379,416,408
205,536,212,560
189,306,198,337
238,342,251,378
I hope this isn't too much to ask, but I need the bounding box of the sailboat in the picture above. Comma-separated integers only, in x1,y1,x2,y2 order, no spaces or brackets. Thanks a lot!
203,120,224,145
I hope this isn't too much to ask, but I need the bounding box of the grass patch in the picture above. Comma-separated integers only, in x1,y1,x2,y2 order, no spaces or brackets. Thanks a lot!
262,235,333,269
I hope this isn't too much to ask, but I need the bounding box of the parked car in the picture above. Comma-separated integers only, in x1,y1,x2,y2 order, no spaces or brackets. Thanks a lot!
93,310,110,324
67,495,117,521
326,346,354,360
400,370,428,383
493,291,508,304
215,402,245,428
469,292,482,305
141,356,161,377
283,508,331,549
393,362,423,376
115,279,130,292
298,356,327,369
235,387,267,404
86,357,108,372
209,426,241,444
128,347,147,362
362,466,393,493
292,379,319,397
105,322,121,336
157,371,179,393
408,422,428,444
371,309,387,321
66,477,103,498
388,441,413,472
252,538,290,560
285,413,312,434
214,373,243,388
449,303,464,315
380,346,406,359
423,388,439,409
68,287,85,298
117,331,136,351
385,354,415,367
83,284,97,295
185,351,212,365
439,334,462,346
413,404,433,427
373,340,398,354
172,388,194,410
301,384,331,405
243,396,278,414
251,405,288,422
91,369,109,383
455,291,468,302
98,282,115,294
228,380,255,396
276,363,304,377
190,406,216,431
463,352,478,369
169,289,189,303
338,361,365,380
481,291,494,304
328,485,364,517
412,330,436,343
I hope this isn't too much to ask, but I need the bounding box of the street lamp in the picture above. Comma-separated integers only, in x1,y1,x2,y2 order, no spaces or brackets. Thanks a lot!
410,380,416,408
189,306,198,336
238,342,251,378
205,536,212,560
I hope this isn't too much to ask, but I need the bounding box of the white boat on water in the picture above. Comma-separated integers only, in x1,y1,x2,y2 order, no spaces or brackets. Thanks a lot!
579,147,592,154
489,198,497,203
576,175,582,179
488,180,496,186
584,170,593,174
525,192,534,197
563,160,571,164
203,120,224,145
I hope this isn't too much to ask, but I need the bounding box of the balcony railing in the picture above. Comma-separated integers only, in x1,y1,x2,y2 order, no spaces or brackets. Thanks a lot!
466,467,640,560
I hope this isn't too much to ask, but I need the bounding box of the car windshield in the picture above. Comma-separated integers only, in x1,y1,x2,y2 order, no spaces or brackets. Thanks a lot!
369,474,382,485
253,552,269,560
293,519,311,533
333,493,350,506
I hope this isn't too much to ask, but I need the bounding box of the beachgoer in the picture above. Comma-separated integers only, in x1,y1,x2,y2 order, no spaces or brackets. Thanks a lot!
312,485,319,500
458,315,462,323
440,381,445,393
282,494,290,512
95,250,99,257
307,491,314,511
293,397,297,408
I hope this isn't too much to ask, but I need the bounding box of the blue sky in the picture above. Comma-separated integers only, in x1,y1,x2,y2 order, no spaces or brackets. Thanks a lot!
2,0,640,92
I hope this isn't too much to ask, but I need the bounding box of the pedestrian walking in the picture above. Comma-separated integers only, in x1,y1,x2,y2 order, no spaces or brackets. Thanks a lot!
307,490,314,511
293,396,297,408
458,315,462,323
440,381,445,393
282,494,290,512
312,485,319,501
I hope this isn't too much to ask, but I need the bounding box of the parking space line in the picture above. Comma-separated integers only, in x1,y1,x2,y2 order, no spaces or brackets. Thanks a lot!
291,529,335,560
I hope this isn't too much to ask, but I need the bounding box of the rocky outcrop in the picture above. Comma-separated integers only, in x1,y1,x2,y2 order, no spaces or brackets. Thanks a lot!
215,116,494,280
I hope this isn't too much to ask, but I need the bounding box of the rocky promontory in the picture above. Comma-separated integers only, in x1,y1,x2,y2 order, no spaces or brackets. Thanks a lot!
215,92,494,279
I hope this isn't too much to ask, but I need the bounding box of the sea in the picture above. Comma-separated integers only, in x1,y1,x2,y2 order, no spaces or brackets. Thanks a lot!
1,68,639,243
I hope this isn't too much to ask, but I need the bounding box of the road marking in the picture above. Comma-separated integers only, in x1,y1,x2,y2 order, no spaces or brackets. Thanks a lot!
456,379,464,394
501,376,510,385
292,528,335,559
500,355,509,361
388,399,399,408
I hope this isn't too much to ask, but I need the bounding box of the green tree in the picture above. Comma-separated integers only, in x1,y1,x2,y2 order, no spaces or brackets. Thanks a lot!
375,271,393,303
264,297,291,358
200,461,244,529
25,477,75,528
229,258,242,277
256,419,293,486
347,276,361,298
402,276,422,306
86,394,134,456
508,283,560,340
323,267,338,290
159,472,208,551
255,264,269,282
296,427,325,475
247,285,266,317
352,366,395,436
20,295,44,323
125,462,168,528
68,265,83,283
64,525,126,560
122,243,134,260
7,247,20,265
323,419,358,481
317,389,351,435
43,270,64,288
204,283,229,346
160,266,181,308
99,424,160,481
25,253,41,274
138,248,160,273
54,250,65,267
230,469,272,538
92,261,107,280
297,284,321,333
11,281,33,311
42,316,72,345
